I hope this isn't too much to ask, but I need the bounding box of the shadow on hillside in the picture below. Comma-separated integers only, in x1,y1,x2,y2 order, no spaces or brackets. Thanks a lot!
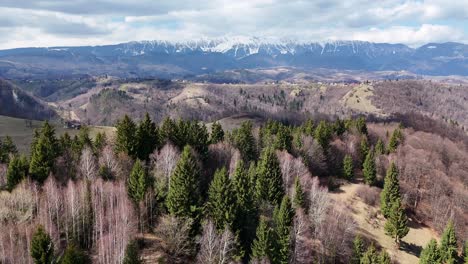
399,241,422,257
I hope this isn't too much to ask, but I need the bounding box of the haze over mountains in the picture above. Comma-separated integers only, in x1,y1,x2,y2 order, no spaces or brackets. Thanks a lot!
0,37,467,79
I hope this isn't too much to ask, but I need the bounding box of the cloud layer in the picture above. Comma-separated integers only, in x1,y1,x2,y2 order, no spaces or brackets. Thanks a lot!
0,0,466,49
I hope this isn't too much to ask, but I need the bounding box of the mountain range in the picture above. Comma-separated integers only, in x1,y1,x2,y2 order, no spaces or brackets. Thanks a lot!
0,37,466,79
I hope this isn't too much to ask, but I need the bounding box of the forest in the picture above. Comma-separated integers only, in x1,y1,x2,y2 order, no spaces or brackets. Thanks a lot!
0,114,466,264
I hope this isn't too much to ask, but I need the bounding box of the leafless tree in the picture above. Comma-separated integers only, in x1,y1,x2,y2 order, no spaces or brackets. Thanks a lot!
150,143,180,186
196,220,237,264
308,177,329,235
155,215,193,263
80,147,97,180
100,145,121,178
291,208,313,264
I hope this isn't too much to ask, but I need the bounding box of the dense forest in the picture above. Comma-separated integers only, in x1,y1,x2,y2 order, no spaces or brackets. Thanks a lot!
0,114,466,264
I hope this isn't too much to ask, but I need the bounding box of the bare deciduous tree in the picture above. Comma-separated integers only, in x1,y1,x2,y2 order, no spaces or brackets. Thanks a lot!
196,220,237,264
80,147,97,180
155,215,193,263
308,177,329,235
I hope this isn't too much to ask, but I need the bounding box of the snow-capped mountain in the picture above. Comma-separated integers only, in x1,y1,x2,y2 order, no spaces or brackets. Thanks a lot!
0,37,466,78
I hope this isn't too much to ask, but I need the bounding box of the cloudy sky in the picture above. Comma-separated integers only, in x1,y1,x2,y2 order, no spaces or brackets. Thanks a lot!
0,0,466,49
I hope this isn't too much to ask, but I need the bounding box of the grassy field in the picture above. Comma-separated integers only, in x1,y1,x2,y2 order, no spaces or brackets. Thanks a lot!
0,115,115,154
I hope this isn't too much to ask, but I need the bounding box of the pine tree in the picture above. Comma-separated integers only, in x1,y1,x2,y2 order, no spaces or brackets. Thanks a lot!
351,235,365,264
136,113,159,161
0,136,17,163
77,127,93,150
6,155,28,191
29,121,59,183
94,132,107,151
314,120,331,150
273,196,294,264
380,162,401,218
159,117,178,145
61,243,90,264
274,125,292,152
232,121,257,162
360,136,370,162
333,118,346,136
375,139,385,156
232,160,258,257
30,225,54,264
342,154,354,180
127,160,150,203
206,167,237,230
419,239,440,264
384,199,409,245
363,149,377,186
360,244,379,264
356,116,368,135
256,147,284,204
379,251,391,264
210,122,224,144
439,220,458,263
387,128,403,153
115,115,137,158
166,146,201,219
251,217,272,262
293,177,306,209
123,240,141,264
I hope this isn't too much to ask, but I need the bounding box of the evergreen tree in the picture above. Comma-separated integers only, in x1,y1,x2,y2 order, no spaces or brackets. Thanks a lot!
463,241,468,264
293,177,306,209
115,115,137,158
61,243,90,264
363,149,377,186
135,113,159,161
30,225,54,264
123,240,141,264
94,132,107,151
380,162,401,218
351,235,365,264
29,121,59,183
232,160,258,257
159,117,178,145
360,244,378,264
439,220,458,263
360,136,370,162
6,155,28,191
356,116,368,135
232,121,257,162
301,119,314,136
273,196,294,264
77,127,93,150
314,120,331,150
379,251,391,264
375,139,385,156
127,160,150,203
384,199,409,245
210,122,224,144
419,239,440,264
166,146,201,219
274,125,292,152
387,128,403,153
0,136,17,163
333,118,346,136
251,217,272,262
206,167,237,230
342,154,354,180
256,147,284,204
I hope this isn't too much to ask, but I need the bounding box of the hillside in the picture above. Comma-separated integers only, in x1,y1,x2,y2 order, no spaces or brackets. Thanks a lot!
0,79,57,120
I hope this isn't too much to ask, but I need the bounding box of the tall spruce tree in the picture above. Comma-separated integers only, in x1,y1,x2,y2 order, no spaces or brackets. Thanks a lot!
206,167,237,230
232,160,258,257
251,217,272,262
314,120,331,150
232,121,257,162
255,147,284,204
419,239,441,264
342,154,354,180
0,136,17,163
273,196,294,264
362,149,377,186
6,155,28,191
293,177,306,209
356,116,368,135
115,115,137,158
384,199,409,245
375,138,385,155
351,235,365,264
166,146,201,219
380,162,401,218
360,136,370,163
439,220,458,264
274,125,292,152
61,243,90,264
29,121,59,183
387,129,403,153
135,113,159,161
30,225,54,264
127,160,150,203
210,122,224,144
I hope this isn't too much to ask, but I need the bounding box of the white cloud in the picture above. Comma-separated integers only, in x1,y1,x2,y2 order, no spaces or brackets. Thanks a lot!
0,0,466,49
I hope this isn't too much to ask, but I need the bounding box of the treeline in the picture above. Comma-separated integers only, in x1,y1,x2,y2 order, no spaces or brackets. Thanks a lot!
0,114,465,264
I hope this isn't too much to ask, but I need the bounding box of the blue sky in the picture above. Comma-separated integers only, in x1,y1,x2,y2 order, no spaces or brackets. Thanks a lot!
0,0,466,49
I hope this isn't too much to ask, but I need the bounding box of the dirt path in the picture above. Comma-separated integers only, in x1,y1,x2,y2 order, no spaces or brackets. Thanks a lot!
329,183,438,264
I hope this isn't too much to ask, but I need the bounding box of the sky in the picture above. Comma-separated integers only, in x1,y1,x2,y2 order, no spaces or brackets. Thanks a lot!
0,0,466,49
